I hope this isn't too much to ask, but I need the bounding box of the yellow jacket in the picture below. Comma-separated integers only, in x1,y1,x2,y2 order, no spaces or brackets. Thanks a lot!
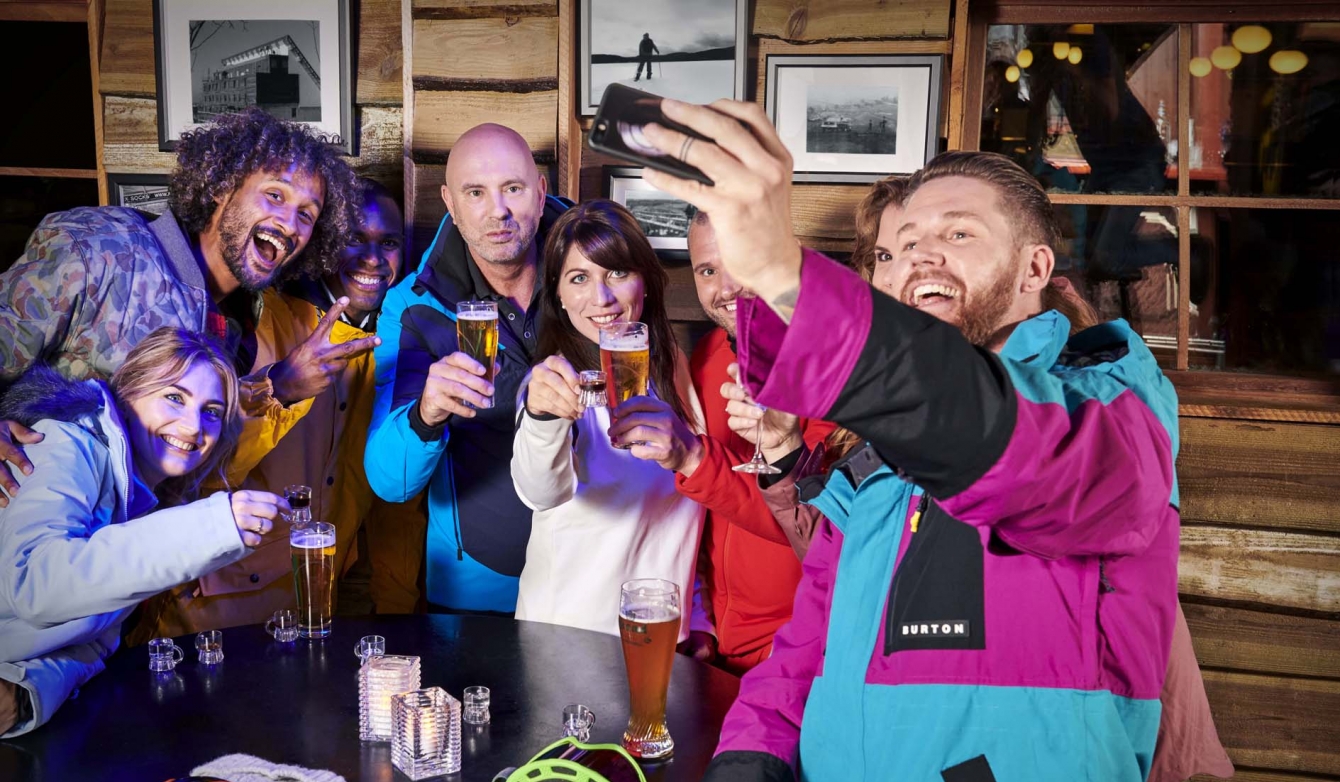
129,289,419,642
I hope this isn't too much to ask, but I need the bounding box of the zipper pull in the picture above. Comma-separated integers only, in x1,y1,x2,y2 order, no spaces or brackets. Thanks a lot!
910,493,929,533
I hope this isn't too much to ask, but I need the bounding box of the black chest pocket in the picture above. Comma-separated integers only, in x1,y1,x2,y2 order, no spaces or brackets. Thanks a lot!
884,501,987,654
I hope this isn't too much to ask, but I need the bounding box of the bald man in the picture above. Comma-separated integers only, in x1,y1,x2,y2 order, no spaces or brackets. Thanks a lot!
366,124,571,614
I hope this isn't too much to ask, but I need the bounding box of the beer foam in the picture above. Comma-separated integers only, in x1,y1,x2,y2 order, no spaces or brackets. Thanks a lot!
601,337,647,351
619,606,681,623
292,531,336,549
458,310,498,320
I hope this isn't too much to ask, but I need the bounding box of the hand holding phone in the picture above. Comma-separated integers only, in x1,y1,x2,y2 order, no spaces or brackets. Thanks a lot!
588,84,715,185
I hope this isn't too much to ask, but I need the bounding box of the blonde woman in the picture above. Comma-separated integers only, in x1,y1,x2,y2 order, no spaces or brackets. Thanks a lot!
0,328,287,736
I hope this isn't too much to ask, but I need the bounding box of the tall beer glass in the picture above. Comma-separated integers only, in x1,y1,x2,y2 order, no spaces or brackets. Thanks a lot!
618,578,679,759
291,521,336,638
457,300,500,409
600,322,650,449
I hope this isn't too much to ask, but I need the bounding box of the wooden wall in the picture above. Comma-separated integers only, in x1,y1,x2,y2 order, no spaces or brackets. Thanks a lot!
1178,411,1340,781
403,0,560,265
96,0,404,204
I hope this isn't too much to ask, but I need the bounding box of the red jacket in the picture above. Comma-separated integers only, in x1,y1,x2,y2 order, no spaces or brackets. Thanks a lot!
676,327,834,673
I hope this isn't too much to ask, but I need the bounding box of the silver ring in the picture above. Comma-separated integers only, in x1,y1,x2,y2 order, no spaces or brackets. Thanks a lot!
678,136,695,163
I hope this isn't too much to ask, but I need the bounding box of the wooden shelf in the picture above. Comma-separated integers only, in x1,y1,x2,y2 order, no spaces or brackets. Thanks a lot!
0,1,87,23
1046,193,1340,210
0,166,98,179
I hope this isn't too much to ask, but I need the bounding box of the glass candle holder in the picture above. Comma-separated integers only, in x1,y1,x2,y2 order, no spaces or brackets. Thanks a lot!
359,655,422,742
392,687,462,779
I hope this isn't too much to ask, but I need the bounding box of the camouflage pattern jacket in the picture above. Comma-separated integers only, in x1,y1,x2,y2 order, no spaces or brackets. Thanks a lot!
0,207,214,391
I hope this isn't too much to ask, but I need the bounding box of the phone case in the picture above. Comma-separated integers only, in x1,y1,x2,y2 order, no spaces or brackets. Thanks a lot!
587,84,715,186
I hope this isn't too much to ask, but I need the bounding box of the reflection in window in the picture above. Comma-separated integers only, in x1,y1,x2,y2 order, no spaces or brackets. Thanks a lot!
1190,23,1340,198
983,24,1178,195
1051,204,1178,367
1190,209,1340,374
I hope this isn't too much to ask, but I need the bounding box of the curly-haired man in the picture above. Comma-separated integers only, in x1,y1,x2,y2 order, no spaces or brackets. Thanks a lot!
0,107,358,508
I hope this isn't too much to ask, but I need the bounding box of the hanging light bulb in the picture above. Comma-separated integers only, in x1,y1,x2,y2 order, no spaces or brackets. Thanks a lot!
1189,57,1213,78
1053,41,1070,59
1016,49,1033,68
1231,25,1272,54
1068,46,1083,64
1269,50,1308,74
1005,65,1021,83
1065,24,1094,35
1211,45,1242,70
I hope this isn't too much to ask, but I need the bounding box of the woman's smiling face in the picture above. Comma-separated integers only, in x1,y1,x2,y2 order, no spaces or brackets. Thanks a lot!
557,246,646,344
123,360,226,488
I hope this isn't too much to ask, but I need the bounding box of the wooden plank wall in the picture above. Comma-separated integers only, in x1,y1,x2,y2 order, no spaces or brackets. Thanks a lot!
404,0,559,260
1178,414,1340,781
96,0,404,211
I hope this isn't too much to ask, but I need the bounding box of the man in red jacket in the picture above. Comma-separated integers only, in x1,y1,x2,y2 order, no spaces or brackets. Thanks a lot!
669,212,835,674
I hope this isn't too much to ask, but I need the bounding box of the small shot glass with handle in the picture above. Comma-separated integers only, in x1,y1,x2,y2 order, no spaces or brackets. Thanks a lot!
148,638,185,672
265,609,300,643
355,634,386,665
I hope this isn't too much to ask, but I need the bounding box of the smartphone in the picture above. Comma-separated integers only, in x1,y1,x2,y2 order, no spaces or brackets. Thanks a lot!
588,83,714,186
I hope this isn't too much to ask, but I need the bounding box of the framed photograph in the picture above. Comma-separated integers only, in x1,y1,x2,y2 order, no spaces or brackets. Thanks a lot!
580,0,749,117
766,54,944,184
108,174,172,216
152,0,355,153
604,166,693,262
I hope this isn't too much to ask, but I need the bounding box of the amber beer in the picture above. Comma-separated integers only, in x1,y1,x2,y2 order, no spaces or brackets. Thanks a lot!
599,322,650,448
290,522,336,638
618,578,680,759
457,300,500,409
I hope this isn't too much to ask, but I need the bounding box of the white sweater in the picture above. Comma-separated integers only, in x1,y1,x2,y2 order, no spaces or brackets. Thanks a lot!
510,381,711,642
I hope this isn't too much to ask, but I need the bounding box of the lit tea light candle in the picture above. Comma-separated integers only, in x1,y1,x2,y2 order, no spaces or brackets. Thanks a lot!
358,655,422,742
392,687,462,779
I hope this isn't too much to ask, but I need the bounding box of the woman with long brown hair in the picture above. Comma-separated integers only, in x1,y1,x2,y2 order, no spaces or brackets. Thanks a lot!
510,200,709,640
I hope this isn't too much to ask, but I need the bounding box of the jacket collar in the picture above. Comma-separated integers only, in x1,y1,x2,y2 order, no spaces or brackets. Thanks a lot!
148,209,209,294
413,195,572,306
998,309,1071,368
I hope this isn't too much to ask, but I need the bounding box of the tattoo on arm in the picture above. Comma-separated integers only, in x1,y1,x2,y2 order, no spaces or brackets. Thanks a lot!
767,287,799,324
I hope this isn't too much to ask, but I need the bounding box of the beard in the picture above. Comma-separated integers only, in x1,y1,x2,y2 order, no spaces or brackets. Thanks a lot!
904,262,1017,348
217,199,285,292
461,215,541,266
957,263,1018,347
705,303,735,338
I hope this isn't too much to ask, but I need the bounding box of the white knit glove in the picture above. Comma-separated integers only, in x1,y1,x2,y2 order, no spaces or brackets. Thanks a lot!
191,753,347,782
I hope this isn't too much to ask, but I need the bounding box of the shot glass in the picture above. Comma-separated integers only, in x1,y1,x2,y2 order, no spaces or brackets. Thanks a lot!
265,609,300,643
562,704,596,743
148,637,184,672
462,685,490,725
196,629,224,665
355,634,387,665
577,370,607,414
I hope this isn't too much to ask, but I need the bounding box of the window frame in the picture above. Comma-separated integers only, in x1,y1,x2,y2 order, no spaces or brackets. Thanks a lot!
962,1,1340,416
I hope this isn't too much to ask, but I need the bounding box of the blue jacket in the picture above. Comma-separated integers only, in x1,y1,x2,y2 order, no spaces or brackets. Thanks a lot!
365,198,571,612
0,370,248,736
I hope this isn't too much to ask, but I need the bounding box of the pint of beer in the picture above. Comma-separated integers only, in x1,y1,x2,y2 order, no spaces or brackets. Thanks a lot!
457,300,500,409
599,322,650,448
290,521,336,638
618,578,680,759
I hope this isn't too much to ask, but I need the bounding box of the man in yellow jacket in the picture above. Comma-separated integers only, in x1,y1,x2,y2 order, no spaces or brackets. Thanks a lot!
129,180,424,642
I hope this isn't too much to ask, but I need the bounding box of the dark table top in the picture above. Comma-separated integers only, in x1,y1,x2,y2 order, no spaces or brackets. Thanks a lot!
2,615,740,782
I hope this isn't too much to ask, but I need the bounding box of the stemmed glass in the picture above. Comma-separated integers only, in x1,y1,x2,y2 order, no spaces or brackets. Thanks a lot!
733,402,781,475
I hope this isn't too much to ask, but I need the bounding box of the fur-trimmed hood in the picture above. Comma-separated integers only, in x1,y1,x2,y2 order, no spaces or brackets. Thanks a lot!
0,365,108,428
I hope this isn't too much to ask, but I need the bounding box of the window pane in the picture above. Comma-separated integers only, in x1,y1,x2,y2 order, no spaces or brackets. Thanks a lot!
1190,24,1340,198
1053,204,1178,368
982,24,1177,195
1189,208,1340,374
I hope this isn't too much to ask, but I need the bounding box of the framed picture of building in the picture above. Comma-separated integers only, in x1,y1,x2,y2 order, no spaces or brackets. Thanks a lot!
579,0,749,117
603,166,692,262
765,54,944,183
108,174,172,217
152,0,355,154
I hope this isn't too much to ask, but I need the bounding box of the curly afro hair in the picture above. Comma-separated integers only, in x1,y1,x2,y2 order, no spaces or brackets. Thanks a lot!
168,107,360,279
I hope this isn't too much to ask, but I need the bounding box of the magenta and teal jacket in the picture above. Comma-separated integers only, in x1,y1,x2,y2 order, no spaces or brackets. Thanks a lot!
703,251,1180,782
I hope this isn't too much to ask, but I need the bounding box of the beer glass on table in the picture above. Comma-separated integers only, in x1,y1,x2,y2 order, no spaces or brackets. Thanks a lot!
457,300,500,409
618,578,679,759
290,521,336,638
600,322,650,449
